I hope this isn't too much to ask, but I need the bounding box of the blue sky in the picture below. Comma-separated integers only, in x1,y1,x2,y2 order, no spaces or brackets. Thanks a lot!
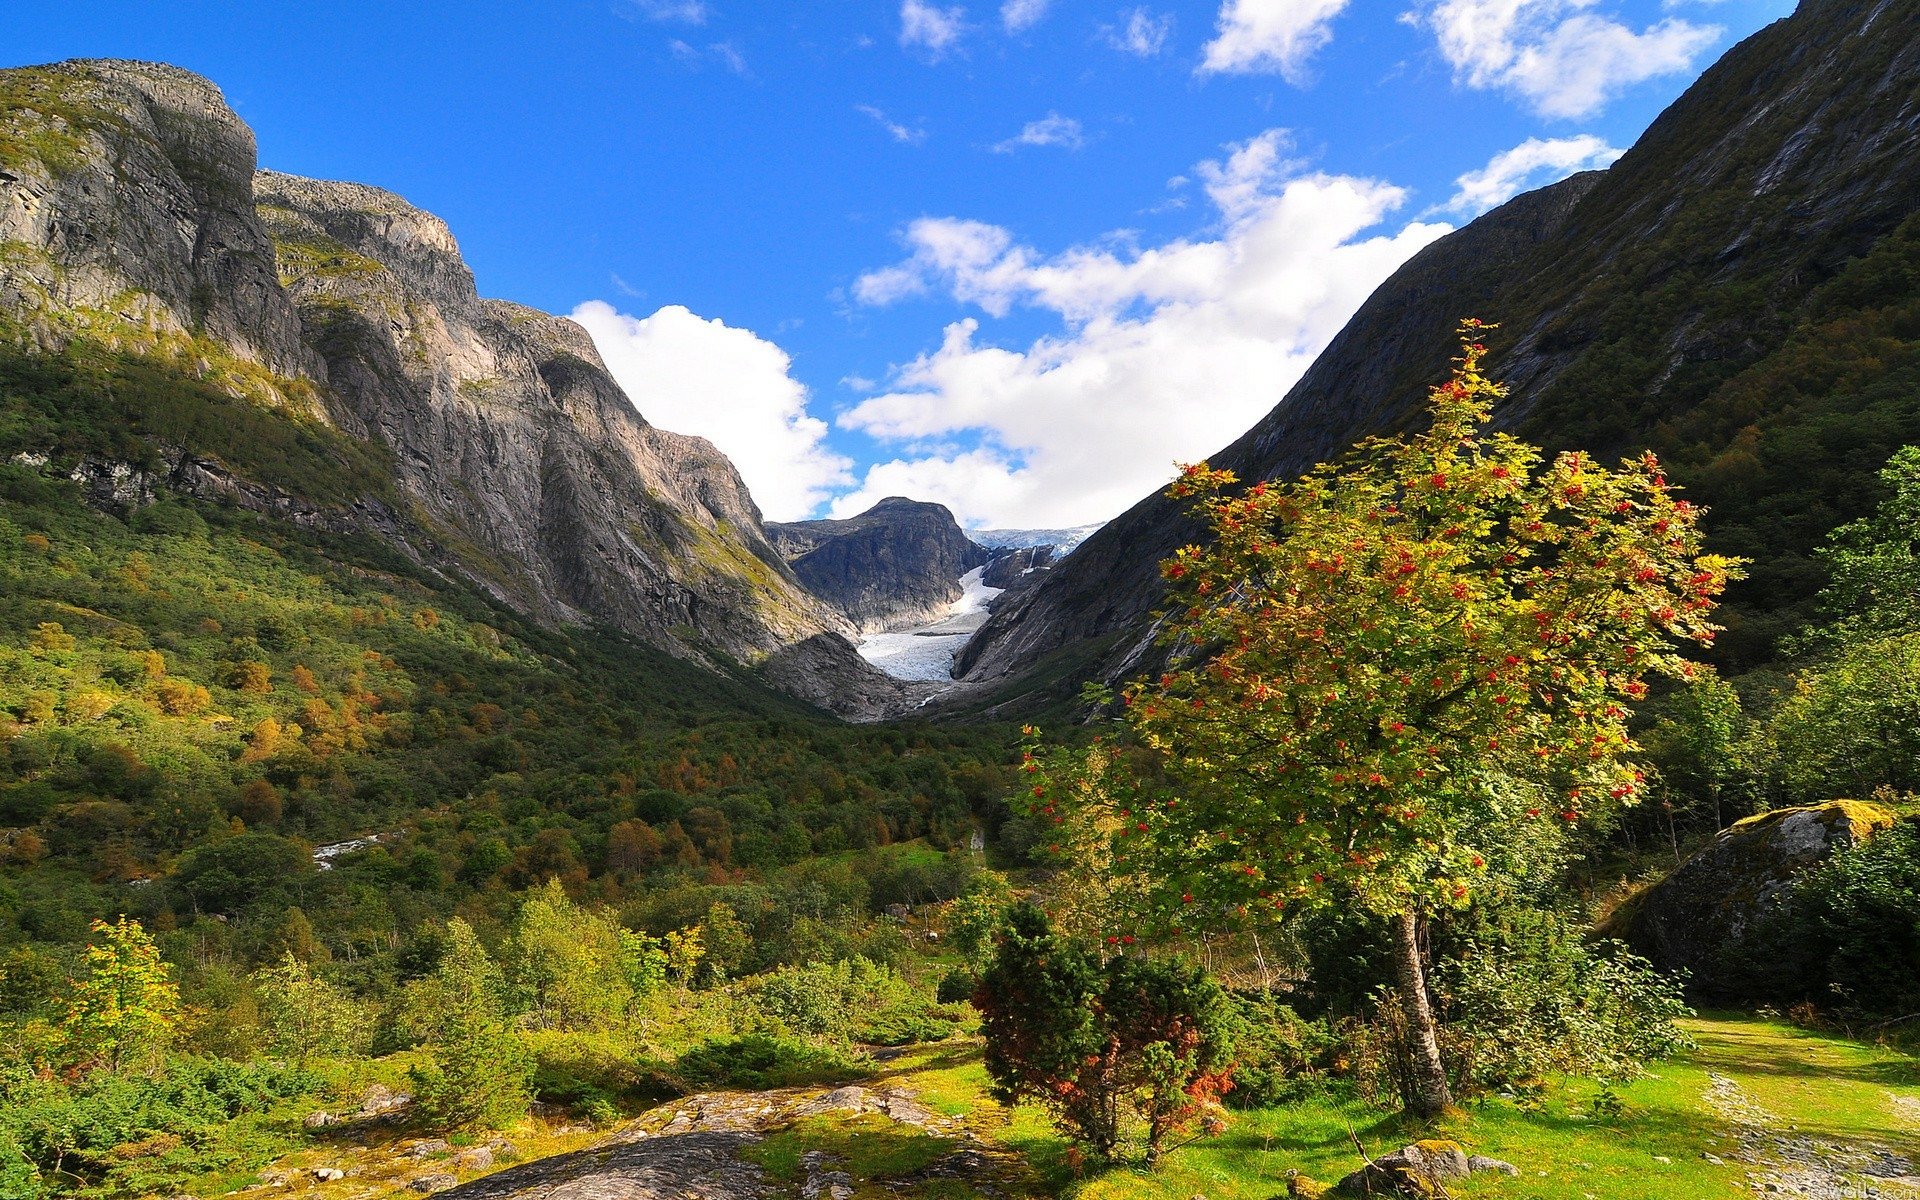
6,0,1791,526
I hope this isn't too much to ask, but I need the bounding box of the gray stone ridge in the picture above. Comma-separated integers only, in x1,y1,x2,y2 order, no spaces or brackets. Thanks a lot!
0,57,909,714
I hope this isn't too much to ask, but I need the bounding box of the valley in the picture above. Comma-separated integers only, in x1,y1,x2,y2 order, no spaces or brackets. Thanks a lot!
4,1,1920,1198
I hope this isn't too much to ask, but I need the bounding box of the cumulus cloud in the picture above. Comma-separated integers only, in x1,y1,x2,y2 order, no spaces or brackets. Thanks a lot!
1001,0,1049,31
991,113,1086,153
1200,0,1350,81
1412,0,1721,119
570,301,853,521
901,0,969,57
1443,134,1623,215
1107,7,1175,56
857,104,927,144
837,131,1451,528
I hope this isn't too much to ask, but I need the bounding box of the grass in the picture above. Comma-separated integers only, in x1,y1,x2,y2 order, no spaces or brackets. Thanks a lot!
209,1013,1917,1200
858,1016,1920,1200
746,1113,959,1191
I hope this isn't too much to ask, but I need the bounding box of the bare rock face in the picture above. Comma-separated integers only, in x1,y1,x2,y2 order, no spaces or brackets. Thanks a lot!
980,545,1054,591
0,59,894,713
252,170,858,667
767,497,987,634
0,60,314,376
1622,800,1896,998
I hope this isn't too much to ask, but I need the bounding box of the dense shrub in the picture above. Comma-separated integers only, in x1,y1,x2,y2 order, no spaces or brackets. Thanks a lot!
671,1035,862,1090
976,904,1234,1166
935,968,976,1006
1218,995,1339,1109
0,1057,318,1195
1743,819,1920,1017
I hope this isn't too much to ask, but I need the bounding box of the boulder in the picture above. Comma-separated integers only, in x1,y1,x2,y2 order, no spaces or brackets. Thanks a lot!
1335,1140,1470,1196
407,1174,458,1194
1620,800,1894,998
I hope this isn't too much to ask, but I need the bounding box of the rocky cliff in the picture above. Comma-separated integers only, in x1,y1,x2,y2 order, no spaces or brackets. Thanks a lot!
768,497,987,634
958,0,1920,694
0,59,897,714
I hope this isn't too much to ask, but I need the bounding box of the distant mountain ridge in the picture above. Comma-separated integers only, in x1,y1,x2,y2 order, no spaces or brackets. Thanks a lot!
768,497,988,634
957,0,1920,698
0,58,903,715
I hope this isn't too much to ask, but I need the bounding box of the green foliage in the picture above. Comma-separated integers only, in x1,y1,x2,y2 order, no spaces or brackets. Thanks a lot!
1758,632,1920,801
1742,819,1920,1017
250,954,368,1063
0,1057,318,1197
1035,330,1735,936
934,968,975,1006
975,904,1233,1166
60,918,179,1074
1216,995,1338,1109
407,919,532,1132
671,1034,863,1090
1804,445,1920,645
172,834,311,916
507,880,645,1031
0,317,392,508
1434,911,1695,1098
744,955,961,1045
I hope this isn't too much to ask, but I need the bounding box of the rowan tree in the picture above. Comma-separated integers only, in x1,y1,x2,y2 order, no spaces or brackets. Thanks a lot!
1026,324,1736,1117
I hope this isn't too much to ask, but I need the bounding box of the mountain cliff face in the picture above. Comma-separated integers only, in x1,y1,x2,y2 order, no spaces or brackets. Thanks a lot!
0,59,897,714
768,497,987,634
959,0,1920,693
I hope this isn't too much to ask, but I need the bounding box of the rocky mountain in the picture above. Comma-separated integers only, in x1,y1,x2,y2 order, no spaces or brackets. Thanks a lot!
958,0,1920,695
980,545,1053,591
0,58,900,715
768,497,987,634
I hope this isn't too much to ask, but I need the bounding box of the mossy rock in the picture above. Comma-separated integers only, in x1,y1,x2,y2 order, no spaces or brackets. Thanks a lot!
1625,800,1895,999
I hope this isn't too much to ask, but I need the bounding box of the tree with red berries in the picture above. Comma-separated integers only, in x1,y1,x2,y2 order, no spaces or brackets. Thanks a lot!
1026,323,1737,1117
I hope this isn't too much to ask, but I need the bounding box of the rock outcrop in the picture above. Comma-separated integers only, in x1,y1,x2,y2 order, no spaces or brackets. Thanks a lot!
253,170,855,665
980,545,1053,591
1332,1140,1518,1196
958,0,1920,697
0,59,893,713
1621,800,1895,997
0,60,314,376
435,1084,996,1200
768,497,987,634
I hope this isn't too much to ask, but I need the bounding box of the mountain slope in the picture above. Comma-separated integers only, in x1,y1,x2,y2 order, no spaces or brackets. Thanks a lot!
767,497,987,634
958,0,1920,694
0,58,892,712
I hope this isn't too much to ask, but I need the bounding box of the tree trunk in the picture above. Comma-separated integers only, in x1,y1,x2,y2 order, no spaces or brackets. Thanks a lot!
1388,907,1454,1118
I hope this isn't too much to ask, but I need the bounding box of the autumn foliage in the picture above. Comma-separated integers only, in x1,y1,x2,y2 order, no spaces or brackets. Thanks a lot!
1022,322,1738,1115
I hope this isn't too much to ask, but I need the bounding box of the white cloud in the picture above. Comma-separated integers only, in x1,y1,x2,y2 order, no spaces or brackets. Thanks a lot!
570,302,853,522
1001,0,1049,32
857,104,927,144
991,113,1086,153
1413,0,1721,119
1107,7,1174,56
627,0,708,22
839,131,1451,528
1200,0,1350,82
1443,133,1623,215
900,0,969,57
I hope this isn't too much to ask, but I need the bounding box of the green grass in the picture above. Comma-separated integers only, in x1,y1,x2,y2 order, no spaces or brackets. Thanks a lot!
747,1113,959,1188
861,1017,1920,1200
